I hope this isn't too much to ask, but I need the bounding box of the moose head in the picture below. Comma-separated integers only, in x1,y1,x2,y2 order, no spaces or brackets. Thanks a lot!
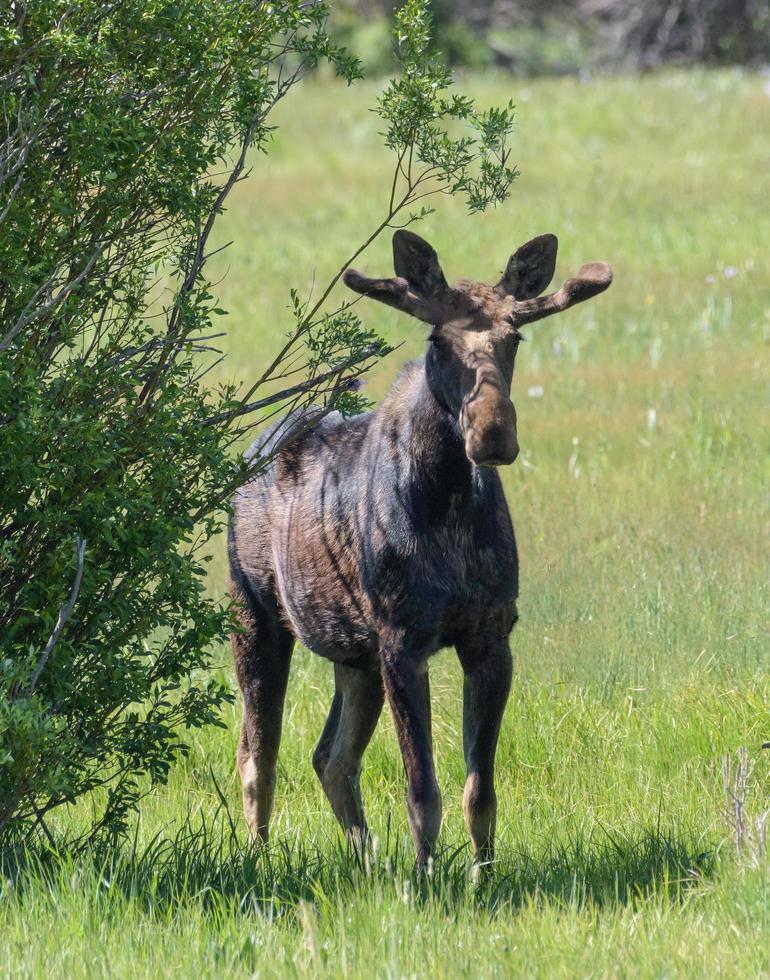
344,230,612,467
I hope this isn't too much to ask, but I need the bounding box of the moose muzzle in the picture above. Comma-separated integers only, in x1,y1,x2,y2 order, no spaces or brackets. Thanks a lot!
460,362,519,467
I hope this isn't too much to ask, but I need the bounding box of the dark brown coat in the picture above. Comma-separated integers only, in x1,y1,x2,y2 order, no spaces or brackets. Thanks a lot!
229,231,612,865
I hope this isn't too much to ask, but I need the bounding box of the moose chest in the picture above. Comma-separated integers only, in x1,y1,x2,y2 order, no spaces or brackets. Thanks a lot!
273,477,518,663
363,492,519,636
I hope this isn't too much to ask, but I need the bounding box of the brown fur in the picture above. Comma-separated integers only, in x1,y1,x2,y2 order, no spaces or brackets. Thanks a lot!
229,231,612,865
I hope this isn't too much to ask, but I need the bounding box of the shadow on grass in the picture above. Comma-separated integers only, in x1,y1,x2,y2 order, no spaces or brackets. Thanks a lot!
1,797,717,921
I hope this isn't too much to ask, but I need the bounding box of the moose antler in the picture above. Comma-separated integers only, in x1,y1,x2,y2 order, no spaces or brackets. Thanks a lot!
510,261,613,326
342,269,442,324
343,230,452,324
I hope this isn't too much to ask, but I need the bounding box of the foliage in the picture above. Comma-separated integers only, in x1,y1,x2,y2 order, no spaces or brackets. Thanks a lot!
377,0,516,215
0,0,516,843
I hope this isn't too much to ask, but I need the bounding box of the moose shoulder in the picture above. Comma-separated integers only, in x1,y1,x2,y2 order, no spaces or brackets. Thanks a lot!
229,230,612,866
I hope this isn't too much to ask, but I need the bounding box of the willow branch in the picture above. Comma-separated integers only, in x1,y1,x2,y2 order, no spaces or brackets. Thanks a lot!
26,535,86,696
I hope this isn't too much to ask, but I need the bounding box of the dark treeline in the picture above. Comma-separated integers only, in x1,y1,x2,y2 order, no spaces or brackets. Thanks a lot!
334,0,770,74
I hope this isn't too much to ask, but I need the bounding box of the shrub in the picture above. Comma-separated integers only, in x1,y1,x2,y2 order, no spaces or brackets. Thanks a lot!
0,0,516,845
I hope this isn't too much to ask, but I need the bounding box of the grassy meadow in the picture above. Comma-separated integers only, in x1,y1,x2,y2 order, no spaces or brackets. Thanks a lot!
3,69,770,977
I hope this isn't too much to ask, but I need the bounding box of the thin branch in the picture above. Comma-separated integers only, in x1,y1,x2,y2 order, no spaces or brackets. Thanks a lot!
0,245,103,352
233,182,415,413
136,118,257,404
389,143,407,213
193,399,340,521
138,57,305,406
30,799,57,849
0,155,28,228
201,345,379,428
26,535,86,696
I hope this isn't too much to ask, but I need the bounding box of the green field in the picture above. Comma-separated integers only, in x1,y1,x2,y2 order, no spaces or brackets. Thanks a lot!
3,69,769,977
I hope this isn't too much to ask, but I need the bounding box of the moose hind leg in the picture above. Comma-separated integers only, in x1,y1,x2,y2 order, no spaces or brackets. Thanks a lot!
314,663,384,846
231,579,294,842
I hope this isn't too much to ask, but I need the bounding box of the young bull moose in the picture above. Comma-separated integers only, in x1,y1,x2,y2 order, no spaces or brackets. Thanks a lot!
229,231,612,866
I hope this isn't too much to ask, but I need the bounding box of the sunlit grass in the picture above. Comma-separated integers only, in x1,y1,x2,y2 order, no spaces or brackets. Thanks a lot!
3,68,769,977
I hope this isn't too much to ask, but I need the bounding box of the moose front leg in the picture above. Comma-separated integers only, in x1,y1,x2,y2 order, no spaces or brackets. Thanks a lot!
313,662,384,847
456,636,512,866
381,643,442,867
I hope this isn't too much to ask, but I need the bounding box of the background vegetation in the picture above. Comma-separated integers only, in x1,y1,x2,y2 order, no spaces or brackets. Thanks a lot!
1,64,768,975
332,0,770,75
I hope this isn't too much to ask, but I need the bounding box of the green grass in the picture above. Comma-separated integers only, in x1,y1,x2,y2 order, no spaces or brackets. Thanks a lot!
3,68,770,977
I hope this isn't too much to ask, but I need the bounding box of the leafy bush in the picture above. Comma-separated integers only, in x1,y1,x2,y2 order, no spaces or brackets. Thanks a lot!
0,0,516,844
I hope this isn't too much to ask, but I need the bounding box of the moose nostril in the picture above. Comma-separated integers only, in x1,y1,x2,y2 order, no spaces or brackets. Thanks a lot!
467,432,519,467
462,394,519,467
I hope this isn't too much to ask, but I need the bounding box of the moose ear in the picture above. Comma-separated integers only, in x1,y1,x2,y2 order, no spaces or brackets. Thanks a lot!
497,233,558,300
392,230,448,298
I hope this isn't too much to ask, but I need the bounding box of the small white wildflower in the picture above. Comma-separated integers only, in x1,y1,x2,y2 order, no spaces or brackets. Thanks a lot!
724,266,737,278
705,274,715,284
527,385,544,398
649,336,663,369
647,408,657,431
568,437,580,479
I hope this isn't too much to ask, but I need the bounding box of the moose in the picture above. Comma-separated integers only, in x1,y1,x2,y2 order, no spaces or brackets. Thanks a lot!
229,230,612,866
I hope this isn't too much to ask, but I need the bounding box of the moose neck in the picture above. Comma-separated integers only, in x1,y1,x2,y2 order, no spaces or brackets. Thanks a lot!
386,359,492,520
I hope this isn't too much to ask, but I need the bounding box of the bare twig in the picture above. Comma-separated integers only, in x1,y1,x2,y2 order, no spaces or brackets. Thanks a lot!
30,799,57,849
26,535,86,695
722,748,770,867
0,246,103,352
137,57,305,406
135,119,255,405
231,183,415,415
201,344,380,428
